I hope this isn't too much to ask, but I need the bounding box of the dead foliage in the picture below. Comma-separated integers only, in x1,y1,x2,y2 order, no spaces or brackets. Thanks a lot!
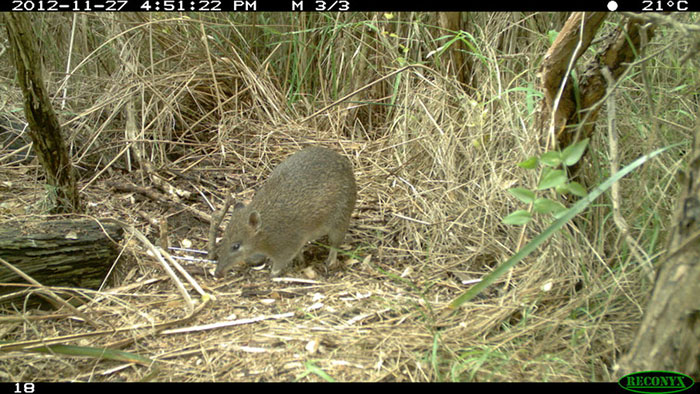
0,13,693,381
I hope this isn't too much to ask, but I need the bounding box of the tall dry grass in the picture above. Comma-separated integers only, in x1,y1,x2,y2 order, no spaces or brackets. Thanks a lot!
0,12,697,381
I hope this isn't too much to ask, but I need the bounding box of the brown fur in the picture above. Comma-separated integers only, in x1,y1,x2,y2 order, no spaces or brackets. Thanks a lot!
215,147,356,277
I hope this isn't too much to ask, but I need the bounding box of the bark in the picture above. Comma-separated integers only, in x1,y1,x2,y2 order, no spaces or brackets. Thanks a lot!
0,219,123,307
438,12,476,90
615,127,700,380
538,12,607,146
4,13,81,213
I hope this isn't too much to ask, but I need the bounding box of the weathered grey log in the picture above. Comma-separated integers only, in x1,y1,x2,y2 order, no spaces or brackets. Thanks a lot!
0,218,123,306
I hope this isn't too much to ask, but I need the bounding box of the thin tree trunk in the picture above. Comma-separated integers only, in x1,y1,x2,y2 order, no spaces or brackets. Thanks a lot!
4,13,81,213
615,126,700,380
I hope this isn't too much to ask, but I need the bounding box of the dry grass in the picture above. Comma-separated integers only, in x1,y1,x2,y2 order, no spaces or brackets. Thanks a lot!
0,12,695,381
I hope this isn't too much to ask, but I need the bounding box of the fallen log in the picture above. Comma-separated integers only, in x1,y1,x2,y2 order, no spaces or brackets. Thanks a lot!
0,218,124,307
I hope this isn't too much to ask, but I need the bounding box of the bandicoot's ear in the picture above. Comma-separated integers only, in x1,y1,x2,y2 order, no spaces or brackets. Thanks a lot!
248,210,261,231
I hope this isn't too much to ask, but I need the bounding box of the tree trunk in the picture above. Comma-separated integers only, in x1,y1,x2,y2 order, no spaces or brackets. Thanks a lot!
615,126,700,380
537,13,654,181
438,12,476,91
4,13,81,213
537,12,607,147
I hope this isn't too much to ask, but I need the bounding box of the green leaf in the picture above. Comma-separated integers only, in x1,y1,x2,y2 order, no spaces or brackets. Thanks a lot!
503,210,532,225
508,188,536,204
537,169,567,190
566,181,587,197
517,156,538,169
299,361,335,382
540,151,561,167
562,138,590,166
449,142,682,310
552,208,569,219
533,198,566,214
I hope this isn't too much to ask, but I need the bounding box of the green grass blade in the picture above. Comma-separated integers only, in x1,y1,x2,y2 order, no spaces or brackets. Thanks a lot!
5,342,155,366
449,143,681,309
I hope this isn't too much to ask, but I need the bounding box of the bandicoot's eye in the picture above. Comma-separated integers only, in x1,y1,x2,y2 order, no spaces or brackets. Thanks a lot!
231,243,240,252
